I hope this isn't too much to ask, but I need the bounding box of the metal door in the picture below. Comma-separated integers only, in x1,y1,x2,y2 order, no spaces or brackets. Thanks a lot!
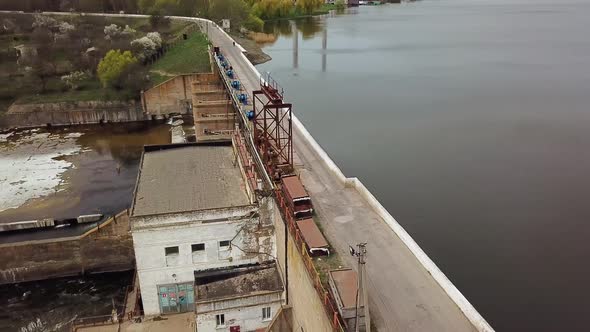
158,285,178,314
158,283,195,314
177,283,195,312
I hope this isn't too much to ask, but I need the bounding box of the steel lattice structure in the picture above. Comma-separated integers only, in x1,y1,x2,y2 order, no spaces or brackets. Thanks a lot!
253,75,293,180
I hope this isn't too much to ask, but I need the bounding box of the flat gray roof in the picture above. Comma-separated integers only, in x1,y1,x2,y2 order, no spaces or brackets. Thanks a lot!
196,264,283,301
132,144,250,217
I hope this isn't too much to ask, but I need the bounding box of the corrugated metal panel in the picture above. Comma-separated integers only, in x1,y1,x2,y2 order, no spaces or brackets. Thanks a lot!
329,269,358,309
281,175,308,200
296,218,328,249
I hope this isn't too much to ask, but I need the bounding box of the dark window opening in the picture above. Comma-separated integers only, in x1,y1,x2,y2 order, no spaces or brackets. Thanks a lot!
216,313,225,326
165,246,179,256
192,243,205,252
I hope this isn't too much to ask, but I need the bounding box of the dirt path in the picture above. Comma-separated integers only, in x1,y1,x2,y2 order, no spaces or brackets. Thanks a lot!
149,69,176,77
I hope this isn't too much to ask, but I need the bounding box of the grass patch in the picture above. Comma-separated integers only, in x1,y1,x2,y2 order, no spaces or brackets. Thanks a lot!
308,215,347,287
313,251,345,287
314,4,338,15
150,33,210,76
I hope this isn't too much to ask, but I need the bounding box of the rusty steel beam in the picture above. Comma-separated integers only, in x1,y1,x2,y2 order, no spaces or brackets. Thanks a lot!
252,77,293,180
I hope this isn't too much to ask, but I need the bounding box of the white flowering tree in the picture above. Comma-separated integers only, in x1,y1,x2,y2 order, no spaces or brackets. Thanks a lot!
131,36,158,60
104,24,121,40
58,22,75,35
121,25,136,36
61,70,89,90
55,21,75,41
32,15,58,30
146,32,162,48
131,32,163,61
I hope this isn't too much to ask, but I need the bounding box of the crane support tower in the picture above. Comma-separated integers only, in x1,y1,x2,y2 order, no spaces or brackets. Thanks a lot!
252,74,293,180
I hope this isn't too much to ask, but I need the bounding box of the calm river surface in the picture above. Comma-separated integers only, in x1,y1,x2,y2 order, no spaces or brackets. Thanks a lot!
257,1,590,330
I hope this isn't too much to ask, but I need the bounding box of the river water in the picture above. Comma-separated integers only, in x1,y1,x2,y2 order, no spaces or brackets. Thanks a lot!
0,123,171,223
0,271,133,332
257,1,590,331
0,123,169,331
0,119,185,331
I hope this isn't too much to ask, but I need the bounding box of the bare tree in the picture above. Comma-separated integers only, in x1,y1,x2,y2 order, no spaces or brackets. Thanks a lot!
27,27,57,93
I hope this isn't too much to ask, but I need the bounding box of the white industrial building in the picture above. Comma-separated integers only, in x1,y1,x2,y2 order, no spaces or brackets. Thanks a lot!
130,142,282,330
195,263,283,331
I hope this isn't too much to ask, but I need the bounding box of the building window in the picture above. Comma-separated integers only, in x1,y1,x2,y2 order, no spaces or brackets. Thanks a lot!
262,306,271,321
192,243,205,252
216,313,225,327
165,246,179,255
218,240,231,260
192,243,206,264
165,246,179,266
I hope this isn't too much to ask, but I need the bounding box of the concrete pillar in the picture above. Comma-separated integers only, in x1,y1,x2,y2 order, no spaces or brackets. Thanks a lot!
292,22,299,69
322,27,327,72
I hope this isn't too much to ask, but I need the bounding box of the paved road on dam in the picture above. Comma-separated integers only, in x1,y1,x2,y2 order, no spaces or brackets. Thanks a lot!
205,24,480,332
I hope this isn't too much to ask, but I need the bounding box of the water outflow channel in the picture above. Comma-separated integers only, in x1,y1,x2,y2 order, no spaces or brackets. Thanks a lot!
0,123,171,330
256,1,590,331
0,123,171,223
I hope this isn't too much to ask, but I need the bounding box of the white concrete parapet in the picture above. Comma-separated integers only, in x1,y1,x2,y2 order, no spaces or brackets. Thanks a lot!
0,219,55,232
77,214,103,224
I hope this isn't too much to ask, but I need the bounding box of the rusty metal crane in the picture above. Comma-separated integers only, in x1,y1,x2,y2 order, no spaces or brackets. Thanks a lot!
252,74,293,181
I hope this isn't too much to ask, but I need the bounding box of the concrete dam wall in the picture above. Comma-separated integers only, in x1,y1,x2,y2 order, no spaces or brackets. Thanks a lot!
0,210,134,285
0,100,150,129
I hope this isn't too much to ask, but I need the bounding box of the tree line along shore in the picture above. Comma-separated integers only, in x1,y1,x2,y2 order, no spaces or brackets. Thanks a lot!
0,0,344,114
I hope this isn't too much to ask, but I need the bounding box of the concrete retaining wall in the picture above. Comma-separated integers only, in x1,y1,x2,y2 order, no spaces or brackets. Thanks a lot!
0,210,134,284
0,100,149,129
141,74,196,115
142,73,223,116
194,91,227,101
273,202,334,332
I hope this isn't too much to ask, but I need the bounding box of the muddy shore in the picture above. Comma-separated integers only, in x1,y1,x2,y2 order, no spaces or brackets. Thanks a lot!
231,33,272,65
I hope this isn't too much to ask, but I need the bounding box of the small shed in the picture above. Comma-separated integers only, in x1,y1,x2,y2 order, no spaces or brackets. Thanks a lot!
14,44,37,65
329,269,366,331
